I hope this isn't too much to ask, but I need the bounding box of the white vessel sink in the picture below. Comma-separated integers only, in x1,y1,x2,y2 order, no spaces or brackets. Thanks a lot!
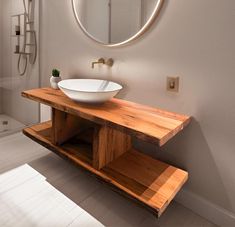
58,79,122,104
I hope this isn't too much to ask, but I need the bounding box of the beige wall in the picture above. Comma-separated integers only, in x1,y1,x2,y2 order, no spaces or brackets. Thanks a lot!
40,0,235,222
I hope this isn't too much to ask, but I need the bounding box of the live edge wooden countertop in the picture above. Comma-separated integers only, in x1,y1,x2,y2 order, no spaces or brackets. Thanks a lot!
22,88,191,146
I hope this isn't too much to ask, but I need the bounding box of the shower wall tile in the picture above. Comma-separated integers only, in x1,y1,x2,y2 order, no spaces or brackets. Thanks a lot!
0,0,3,113
0,0,40,125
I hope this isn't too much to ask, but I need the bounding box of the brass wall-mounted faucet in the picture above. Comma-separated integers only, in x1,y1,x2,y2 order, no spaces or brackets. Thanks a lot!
91,58,114,69
91,58,105,69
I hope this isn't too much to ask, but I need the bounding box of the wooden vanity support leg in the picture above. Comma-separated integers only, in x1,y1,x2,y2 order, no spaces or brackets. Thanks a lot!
93,125,132,170
51,108,93,145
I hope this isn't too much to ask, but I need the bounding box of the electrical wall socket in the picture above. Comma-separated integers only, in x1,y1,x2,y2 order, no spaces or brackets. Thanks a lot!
167,77,179,92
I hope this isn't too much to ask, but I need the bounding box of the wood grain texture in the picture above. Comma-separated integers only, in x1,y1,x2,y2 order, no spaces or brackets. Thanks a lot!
52,108,94,145
93,125,132,170
22,88,191,146
103,150,188,217
23,121,93,165
52,108,131,170
23,122,188,217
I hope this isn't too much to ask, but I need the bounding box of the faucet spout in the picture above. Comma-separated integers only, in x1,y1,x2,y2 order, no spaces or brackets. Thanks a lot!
91,58,105,69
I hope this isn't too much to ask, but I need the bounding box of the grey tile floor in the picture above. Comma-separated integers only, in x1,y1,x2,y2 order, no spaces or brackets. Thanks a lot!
0,133,218,227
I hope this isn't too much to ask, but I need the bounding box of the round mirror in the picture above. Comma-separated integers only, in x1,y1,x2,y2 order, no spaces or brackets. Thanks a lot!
72,0,164,47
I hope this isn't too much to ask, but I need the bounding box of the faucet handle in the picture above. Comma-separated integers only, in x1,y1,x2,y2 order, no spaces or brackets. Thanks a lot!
106,58,114,67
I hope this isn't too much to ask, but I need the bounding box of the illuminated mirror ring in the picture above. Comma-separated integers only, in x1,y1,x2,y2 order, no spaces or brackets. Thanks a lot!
72,0,164,47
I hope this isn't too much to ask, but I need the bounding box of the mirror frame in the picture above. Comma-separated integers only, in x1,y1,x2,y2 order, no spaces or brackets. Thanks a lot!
72,0,164,47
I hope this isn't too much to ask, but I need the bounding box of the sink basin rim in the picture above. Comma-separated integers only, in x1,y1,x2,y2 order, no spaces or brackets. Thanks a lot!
58,79,123,93
58,79,123,104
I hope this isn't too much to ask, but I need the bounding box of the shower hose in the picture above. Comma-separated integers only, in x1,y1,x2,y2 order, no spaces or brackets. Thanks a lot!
17,0,36,76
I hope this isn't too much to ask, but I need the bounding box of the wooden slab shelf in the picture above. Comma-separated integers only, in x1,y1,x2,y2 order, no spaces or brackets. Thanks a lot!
23,121,188,217
22,88,191,146
22,87,191,217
